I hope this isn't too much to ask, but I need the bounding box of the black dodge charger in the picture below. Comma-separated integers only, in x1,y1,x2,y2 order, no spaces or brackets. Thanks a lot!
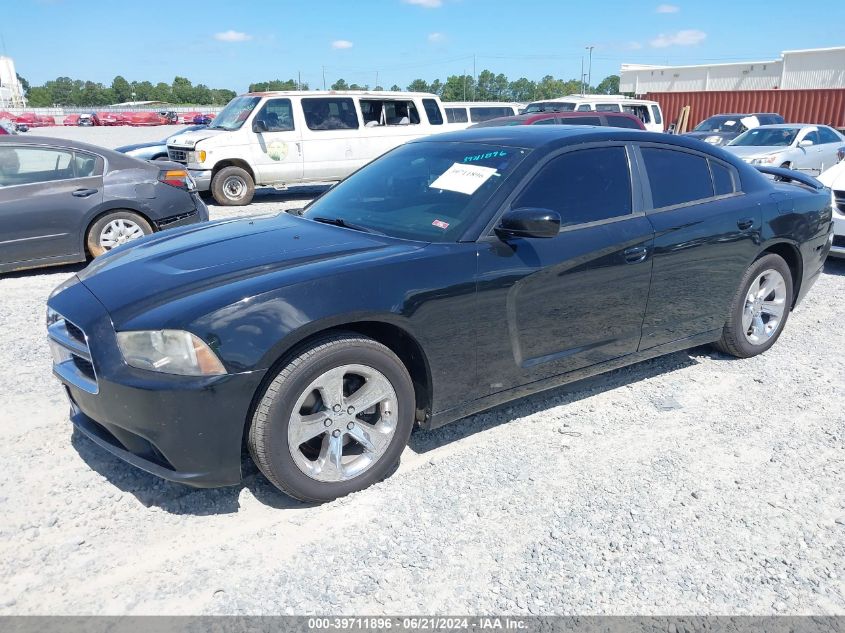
47,126,834,502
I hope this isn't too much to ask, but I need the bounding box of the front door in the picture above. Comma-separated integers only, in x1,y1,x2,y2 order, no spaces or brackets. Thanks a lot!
474,144,654,395
0,145,103,267
250,98,303,186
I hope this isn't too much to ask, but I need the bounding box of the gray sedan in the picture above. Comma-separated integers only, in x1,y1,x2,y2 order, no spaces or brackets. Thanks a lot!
725,124,845,174
0,136,208,273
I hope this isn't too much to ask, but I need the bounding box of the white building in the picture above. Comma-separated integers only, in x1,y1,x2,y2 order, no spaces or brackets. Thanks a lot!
620,46,845,95
0,56,27,108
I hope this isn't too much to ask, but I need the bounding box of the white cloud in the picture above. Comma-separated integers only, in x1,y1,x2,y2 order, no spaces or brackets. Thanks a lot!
213,30,252,42
650,29,706,48
656,3,680,13
428,32,446,43
404,0,443,8
331,40,354,49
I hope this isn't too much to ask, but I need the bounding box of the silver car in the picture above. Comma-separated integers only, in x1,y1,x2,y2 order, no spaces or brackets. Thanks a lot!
725,124,845,174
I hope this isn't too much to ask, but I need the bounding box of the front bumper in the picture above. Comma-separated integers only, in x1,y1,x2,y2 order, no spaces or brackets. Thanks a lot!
831,212,845,258
188,169,212,192
48,279,265,488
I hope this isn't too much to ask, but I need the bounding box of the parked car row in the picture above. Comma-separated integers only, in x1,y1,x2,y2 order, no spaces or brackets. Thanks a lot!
0,110,217,128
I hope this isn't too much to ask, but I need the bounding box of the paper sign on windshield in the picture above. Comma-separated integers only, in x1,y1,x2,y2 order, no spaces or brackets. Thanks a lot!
429,163,498,195
740,115,761,130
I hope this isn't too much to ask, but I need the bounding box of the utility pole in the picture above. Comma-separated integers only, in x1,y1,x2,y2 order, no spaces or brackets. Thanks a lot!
472,54,476,100
375,71,379,90
580,57,585,95
298,71,301,91
586,45,594,92
463,69,467,100
322,66,326,91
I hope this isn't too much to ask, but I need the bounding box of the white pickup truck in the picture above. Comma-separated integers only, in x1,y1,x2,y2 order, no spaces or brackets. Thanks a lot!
167,90,464,205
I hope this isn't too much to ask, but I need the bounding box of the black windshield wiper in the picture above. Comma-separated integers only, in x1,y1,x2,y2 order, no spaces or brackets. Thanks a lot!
311,216,386,236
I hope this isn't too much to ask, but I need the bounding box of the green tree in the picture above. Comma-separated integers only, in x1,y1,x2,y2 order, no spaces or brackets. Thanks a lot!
373,85,384,91
440,74,475,101
508,77,536,102
132,81,155,101
389,84,401,92
152,82,172,102
476,70,509,101
16,73,30,96
111,75,131,102
26,86,52,107
595,74,620,95
349,83,367,90
330,78,349,90
406,79,429,93
428,79,442,96
171,76,194,103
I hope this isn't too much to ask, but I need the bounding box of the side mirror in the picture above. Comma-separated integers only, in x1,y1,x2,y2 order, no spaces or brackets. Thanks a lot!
495,208,561,239
253,119,268,133
837,146,845,163
798,139,814,147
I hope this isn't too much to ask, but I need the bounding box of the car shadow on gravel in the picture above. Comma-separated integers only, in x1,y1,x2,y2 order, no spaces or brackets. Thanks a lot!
2,262,85,279
70,430,314,515
408,347,709,455
824,258,845,276
205,185,330,209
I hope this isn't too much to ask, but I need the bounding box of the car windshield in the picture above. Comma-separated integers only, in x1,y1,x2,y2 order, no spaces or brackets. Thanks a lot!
729,128,799,147
525,101,576,113
302,142,529,242
208,96,260,131
694,116,745,133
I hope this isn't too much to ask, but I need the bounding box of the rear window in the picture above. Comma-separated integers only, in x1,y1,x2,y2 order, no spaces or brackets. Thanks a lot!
445,108,468,124
641,147,714,209
423,99,443,125
596,104,621,112
557,116,602,126
525,101,576,113
651,105,663,125
606,115,642,129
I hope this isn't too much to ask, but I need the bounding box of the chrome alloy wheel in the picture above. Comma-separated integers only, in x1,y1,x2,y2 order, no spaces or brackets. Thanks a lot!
99,218,145,250
287,364,398,483
742,268,787,345
222,175,247,201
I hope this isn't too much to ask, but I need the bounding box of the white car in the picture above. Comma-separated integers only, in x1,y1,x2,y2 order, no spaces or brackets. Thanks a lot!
725,124,845,175
818,155,845,258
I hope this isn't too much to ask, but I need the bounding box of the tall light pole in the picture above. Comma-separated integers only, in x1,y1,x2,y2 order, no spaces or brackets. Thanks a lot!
585,45,594,92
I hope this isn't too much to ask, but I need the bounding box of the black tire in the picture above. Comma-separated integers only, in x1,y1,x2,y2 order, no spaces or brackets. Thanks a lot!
248,333,415,502
211,166,255,206
714,253,793,358
86,210,153,258
780,162,791,169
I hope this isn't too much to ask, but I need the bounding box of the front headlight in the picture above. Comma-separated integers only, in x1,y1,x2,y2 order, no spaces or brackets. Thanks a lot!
751,154,780,165
116,330,226,376
704,135,723,145
186,150,206,164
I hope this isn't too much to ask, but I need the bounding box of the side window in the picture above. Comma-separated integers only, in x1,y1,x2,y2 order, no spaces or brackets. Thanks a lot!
607,115,642,129
576,104,592,112
254,98,294,132
623,105,650,123
360,99,420,127
513,146,633,228
445,108,468,124
532,118,559,125
817,127,841,144
710,160,735,196
0,146,75,186
641,147,715,209
596,103,622,112
302,97,359,131
558,116,602,126
469,107,514,122
651,105,663,125
73,151,101,178
422,99,443,125
802,130,820,145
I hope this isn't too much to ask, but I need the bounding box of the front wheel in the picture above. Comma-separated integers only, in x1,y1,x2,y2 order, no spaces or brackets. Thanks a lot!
211,166,255,206
715,253,793,358
86,210,153,258
248,333,415,502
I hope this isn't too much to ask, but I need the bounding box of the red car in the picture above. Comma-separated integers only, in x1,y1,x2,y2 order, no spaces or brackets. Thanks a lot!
14,112,44,127
125,111,161,126
180,111,201,124
63,114,81,126
470,111,647,130
96,111,126,126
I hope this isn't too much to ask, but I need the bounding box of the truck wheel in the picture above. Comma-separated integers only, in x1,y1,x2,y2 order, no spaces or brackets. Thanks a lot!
86,210,152,258
211,166,255,206
248,333,415,503
714,253,792,358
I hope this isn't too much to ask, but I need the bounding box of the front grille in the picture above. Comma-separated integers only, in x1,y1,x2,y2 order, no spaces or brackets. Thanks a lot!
48,313,98,394
834,190,845,214
834,235,845,248
167,148,188,163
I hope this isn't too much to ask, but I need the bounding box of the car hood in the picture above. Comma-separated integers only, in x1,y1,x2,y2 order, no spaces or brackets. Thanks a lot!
167,127,228,147
77,213,422,325
724,145,786,159
115,141,163,153
818,161,845,188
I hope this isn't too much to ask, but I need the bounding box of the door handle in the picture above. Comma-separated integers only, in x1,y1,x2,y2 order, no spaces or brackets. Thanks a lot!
623,245,649,263
737,218,754,230
72,188,98,197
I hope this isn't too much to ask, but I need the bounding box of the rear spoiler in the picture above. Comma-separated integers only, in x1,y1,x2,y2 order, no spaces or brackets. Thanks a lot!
755,166,825,190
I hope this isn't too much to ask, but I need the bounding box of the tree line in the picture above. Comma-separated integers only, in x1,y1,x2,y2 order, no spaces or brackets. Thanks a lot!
17,70,621,107
250,71,621,102
19,75,237,107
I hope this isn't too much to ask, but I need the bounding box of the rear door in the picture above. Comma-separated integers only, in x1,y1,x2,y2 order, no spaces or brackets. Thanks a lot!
0,145,103,266
816,126,845,173
299,96,364,181
634,143,759,349
475,144,654,394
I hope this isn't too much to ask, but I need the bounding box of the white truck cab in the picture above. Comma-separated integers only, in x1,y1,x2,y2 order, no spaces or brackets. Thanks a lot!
524,95,665,132
167,90,461,205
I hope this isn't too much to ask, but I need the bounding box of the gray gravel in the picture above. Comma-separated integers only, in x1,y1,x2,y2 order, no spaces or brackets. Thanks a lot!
0,127,843,615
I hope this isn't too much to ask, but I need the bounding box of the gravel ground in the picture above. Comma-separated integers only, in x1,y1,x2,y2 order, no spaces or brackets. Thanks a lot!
1,127,844,616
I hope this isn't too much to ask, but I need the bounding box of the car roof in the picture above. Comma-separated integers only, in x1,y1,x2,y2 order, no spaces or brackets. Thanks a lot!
475,111,644,127
0,135,148,170
752,123,818,129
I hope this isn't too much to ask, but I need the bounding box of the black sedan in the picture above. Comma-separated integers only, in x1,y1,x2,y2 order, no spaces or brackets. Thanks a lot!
47,127,833,502
0,136,208,273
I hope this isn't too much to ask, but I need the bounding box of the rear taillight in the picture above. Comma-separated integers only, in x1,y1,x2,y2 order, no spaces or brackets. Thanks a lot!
159,169,191,189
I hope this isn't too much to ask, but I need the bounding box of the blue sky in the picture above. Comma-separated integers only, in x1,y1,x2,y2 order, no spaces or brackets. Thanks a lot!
6,0,845,92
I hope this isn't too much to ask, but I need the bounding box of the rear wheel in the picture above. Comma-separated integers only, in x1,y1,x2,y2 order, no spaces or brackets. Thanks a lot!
86,210,152,258
248,333,415,502
211,166,255,206
715,253,793,358
780,162,791,169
